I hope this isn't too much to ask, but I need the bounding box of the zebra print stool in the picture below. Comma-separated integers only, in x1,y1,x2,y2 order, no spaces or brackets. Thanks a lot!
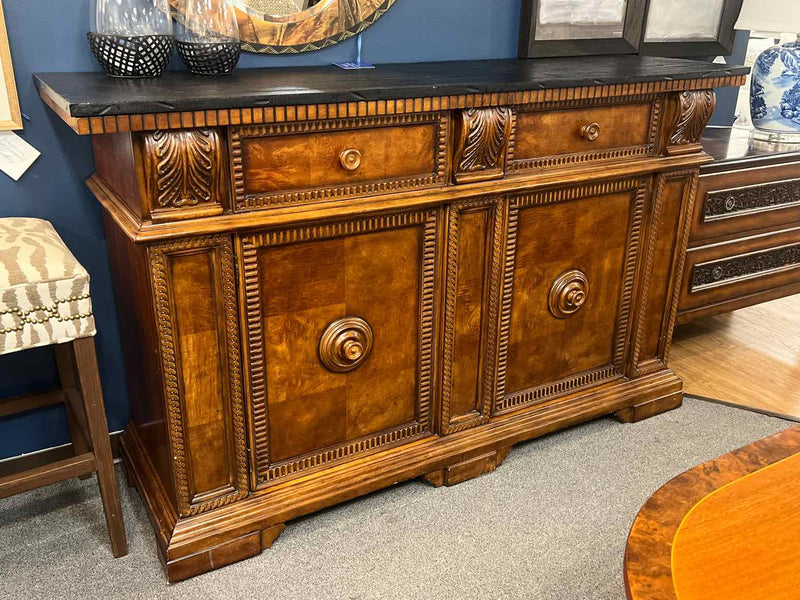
0,218,127,557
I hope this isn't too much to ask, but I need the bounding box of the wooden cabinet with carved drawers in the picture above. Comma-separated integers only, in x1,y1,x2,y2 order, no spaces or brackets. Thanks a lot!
35,57,746,582
677,128,800,323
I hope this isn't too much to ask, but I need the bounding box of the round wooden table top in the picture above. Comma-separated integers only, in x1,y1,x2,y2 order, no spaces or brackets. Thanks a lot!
624,426,800,600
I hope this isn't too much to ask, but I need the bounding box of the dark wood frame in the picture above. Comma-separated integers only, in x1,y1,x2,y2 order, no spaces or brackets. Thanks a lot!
519,0,647,58
0,338,127,558
639,0,743,57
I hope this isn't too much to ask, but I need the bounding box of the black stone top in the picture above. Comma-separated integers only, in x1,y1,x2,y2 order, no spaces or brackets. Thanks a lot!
702,126,800,173
34,56,748,118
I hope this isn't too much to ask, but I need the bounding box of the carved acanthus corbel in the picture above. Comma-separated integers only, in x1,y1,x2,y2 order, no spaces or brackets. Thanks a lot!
453,107,513,183
665,90,716,155
144,128,225,222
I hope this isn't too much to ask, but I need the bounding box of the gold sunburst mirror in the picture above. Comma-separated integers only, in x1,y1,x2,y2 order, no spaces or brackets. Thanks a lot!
172,0,398,55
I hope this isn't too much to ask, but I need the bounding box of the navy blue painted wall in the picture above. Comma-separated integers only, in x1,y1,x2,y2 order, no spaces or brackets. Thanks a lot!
0,0,737,459
0,0,521,459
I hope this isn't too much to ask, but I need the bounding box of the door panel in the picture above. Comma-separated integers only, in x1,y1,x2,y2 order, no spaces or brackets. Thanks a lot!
239,210,439,487
495,179,648,414
439,198,504,433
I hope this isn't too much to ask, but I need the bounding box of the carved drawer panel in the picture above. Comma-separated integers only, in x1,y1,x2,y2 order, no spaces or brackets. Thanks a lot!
508,97,661,173
238,210,439,487
680,225,800,312
691,162,800,244
230,113,449,211
494,178,648,414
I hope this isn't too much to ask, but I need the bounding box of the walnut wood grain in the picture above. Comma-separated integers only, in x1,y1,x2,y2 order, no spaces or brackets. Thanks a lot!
239,210,437,486
510,97,661,172
495,178,647,414
439,198,503,433
678,130,800,324
631,171,697,376
143,129,226,222
680,225,800,314
453,107,512,183
625,427,800,600
36,63,740,581
149,235,249,516
665,90,716,156
231,113,448,210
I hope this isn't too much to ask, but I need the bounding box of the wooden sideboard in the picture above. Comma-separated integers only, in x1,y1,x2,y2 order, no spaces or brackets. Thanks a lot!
677,127,800,323
36,57,746,582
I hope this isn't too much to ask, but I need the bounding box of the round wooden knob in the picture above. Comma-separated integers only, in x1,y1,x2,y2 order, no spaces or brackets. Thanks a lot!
549,270,589,319
580,122,600,142
319,317,373,373
339,148,362,171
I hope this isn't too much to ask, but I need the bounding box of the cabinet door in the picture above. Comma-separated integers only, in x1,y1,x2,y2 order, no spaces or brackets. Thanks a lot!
495,178,648,414
239,210,439,488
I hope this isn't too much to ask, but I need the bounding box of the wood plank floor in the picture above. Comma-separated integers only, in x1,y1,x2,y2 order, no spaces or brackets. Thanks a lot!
671,295,800,420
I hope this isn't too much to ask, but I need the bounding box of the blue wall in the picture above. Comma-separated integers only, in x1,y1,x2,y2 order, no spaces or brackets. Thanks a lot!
0,0,738,459
0,0,521,459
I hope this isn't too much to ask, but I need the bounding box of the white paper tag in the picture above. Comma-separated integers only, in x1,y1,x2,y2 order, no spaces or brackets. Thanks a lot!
0,131,41,181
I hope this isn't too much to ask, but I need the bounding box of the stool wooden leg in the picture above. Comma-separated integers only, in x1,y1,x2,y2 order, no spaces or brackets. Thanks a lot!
54,344,91,480
71,337,128,558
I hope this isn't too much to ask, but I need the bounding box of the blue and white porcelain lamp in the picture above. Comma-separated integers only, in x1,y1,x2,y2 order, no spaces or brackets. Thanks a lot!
737,0,800,143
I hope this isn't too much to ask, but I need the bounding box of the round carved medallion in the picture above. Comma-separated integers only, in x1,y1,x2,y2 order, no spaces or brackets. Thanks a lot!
319,317,374,373
548,270,589,319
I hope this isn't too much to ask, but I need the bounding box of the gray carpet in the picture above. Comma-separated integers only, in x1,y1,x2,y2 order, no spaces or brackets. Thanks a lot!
0,397,790,600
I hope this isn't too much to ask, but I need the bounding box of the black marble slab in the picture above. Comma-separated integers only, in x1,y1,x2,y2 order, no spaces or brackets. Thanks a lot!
702,126,800,173
34,56,748,118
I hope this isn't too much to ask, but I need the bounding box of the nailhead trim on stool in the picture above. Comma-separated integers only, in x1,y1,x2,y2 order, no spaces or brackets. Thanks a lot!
0,218,96,355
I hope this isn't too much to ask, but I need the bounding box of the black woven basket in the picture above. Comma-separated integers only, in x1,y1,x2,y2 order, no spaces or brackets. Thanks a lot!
176,40,241,75
87,33,173,78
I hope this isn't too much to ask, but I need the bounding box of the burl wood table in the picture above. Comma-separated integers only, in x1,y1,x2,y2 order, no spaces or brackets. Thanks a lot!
625,426,800,600
35,57,746,581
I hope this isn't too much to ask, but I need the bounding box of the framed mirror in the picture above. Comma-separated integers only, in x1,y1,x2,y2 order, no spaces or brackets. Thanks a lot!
519,0,647,58
170,0,398,54
640,0,743,57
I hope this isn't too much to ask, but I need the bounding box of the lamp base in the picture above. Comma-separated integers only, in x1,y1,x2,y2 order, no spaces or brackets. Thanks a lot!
750,41,800,140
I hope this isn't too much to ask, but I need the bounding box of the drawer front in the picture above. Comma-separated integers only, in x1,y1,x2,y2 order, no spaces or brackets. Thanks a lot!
231,113,449,211
239,210,439,487
508,97,661,173
494,178,648,414
691,162,800,244
680,226,800,312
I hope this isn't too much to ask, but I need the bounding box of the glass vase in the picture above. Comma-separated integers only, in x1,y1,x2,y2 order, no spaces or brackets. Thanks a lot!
175,0,241,75
88,0,174,78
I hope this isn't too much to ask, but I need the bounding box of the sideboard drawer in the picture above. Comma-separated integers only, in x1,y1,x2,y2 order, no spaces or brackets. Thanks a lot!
231,113,449,211
690,162,800,245
238,209,439,487
680,226,800,313
509,98,660,172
